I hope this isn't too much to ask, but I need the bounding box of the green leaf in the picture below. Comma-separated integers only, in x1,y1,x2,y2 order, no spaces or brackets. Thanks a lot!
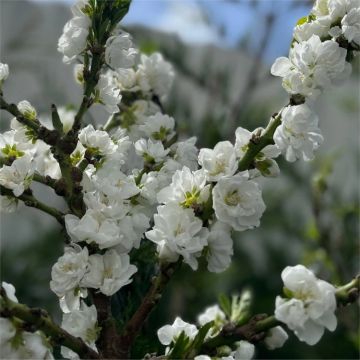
218,293,232,318
168,331,191,359
296,16,308,26
51,104,63,134
188,321,214,354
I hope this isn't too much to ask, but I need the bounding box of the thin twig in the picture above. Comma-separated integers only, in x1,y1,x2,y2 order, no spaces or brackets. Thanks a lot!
0,185,64,225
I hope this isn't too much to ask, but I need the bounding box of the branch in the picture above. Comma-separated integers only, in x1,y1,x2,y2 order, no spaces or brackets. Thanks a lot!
0,185,65,225
119,261,181,358
237,112,282,171
0,96,40,132
200,275,360,355
0,287,100,359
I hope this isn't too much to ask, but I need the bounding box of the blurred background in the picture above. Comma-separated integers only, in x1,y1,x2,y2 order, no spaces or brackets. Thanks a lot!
0,0,359,358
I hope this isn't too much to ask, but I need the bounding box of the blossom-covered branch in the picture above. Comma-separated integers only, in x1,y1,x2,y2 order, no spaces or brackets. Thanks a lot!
0,284,99,359
199,274,360,356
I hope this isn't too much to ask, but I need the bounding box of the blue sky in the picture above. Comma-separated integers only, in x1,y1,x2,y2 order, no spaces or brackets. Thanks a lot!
33,0,312,63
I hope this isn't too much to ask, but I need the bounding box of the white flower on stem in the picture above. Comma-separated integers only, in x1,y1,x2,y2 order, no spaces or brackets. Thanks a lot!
0,130,31,159
0,62,9,85
206,221,233,273
157,166,209,208
32,141,61,180
50,245,88,297
114,68,138,91
275,264,337,345
105,33,137,69
274,104,323,162
61,301,98,359
157,317,198,346
293,17,331,43
212,172,265,232
271,35,350,98
95,74,122,114
91,167,140,200
0,154,34,196
135,138,170,163
198,141,237,182
2,281,18,302
341,7,360,45
232,340,255,360
58,16,90,63
171,137,199,171
136,52,175,99
264,326,288,350
59,288,88,314
81,249,137,296
146,203,208,270
71,0,90,17
0,323,54,360
198,304,226,328
78,124,117,156
83,191,129,220
18,100,37,121
65,209,122,249
139,112,175,142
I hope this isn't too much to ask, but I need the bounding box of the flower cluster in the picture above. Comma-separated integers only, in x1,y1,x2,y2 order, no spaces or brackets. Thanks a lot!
157,298,289,359
0,0,358,358
275,265,337,345
271,0,359,162
0,282,54,359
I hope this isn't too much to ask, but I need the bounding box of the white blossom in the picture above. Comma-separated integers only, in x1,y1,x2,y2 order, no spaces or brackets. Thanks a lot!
2,281,18,302
135,138,170,163
206,221,233,273
105,33,137,69
65,209,124,249
198,141,237,182
0,154,34,196
271,35,350,98
264,326,288,350
18,100,37,121
197,304,225,327
157,317,198,346
0,323,54,360
50,245,89,297
61,302,98,359
58,16,90,63
95,74,122,114
157,166,209,207
79,124,117,156
0,62,9,84
275,265,337,345
139,112,175,142
293,18,331,43
232,341,255,360
274,104,323,162
341,7,360,45
81,249,137,296
146,203,208,270
71,0,90,17
136,53,175,98
90,167,140,201
212,172,265,232
114,68,138,91
171,137,199,171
